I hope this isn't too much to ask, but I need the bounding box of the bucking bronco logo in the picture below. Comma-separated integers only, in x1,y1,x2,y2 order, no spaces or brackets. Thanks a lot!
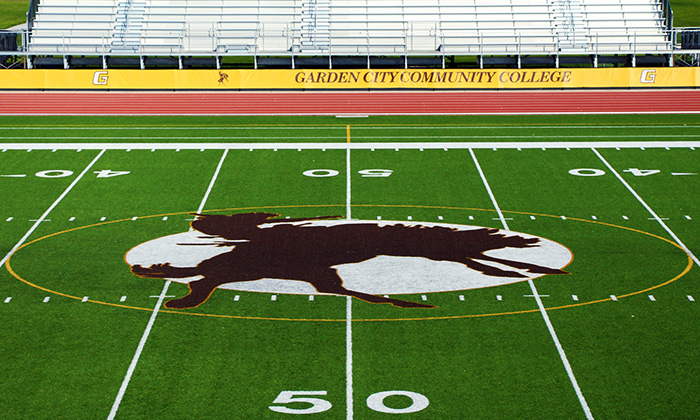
125,213,572,309
218,71,229,85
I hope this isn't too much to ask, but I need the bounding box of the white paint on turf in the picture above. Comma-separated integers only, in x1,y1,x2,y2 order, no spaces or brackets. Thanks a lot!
470,148,595,420
593,149,700,270
2,141,700,151
108,149,229,420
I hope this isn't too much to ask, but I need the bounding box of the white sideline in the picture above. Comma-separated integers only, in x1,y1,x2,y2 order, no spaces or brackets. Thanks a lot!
107,149,229,420
0,150,105,268
592,148,700,268
469,149,595,420
2,134,700,142
1,141,700,150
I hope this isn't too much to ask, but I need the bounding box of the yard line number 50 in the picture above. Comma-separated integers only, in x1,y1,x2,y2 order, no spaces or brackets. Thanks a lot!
269,390,429,414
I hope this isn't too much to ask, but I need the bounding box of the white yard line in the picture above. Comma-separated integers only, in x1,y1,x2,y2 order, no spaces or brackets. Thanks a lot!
469,149,595,420
107,149,229,420
346,296,354,420
346,147,352,220
592,148,700,267
1,141,700,151
345,138,354,419
0,150,105,268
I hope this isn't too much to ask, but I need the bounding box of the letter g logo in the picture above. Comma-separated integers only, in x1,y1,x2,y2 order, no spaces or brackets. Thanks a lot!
92,71,109,85
640,69,656,84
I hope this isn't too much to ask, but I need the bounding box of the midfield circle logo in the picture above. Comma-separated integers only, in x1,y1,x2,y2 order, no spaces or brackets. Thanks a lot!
125,213,572,309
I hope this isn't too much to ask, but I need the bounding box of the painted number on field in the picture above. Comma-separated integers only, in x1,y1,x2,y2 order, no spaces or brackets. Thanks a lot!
269,390,428,414
3,170,130,179
35,170,74,178
94,169,131,178
269,391,333,415
570,168,666,177
303,169,393,178
623,168,661,177
569,168,605,177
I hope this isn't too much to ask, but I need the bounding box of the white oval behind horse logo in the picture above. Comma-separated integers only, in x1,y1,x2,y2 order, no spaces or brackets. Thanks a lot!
125,217,572,304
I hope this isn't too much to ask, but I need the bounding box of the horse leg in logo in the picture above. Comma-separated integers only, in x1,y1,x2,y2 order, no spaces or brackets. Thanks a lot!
131,262,242,309
307,268,436,308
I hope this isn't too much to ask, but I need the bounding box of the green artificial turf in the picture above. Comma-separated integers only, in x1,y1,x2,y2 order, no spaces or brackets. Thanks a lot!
1,116,700,418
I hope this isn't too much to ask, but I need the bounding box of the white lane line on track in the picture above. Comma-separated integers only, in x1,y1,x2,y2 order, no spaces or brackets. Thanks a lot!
107,149,229,420
0,150,105,269
2,141,700,150
469,148,595,420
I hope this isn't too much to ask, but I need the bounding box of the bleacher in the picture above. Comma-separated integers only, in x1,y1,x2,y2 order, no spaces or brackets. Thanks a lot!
25,0,674,68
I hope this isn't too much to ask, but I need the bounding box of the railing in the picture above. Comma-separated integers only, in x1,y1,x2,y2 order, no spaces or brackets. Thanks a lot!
26,0,39,42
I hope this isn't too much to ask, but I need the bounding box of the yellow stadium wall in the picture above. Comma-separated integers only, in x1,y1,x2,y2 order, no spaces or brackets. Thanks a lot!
0,68,698,90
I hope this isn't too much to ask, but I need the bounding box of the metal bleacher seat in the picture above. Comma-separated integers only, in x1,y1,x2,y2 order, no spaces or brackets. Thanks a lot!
25,0,673,68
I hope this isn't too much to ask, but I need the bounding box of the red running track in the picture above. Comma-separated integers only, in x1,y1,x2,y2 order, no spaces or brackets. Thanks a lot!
1,90,699,115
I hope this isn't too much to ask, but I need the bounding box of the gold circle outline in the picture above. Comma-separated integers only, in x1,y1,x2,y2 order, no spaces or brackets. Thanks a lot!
4,204,693,322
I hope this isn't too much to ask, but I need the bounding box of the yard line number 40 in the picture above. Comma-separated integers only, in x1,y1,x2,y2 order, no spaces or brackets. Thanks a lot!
269,390,429,414
569,168,661,177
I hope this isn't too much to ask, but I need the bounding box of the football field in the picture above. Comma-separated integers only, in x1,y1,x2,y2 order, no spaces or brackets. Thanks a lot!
1,114,700,419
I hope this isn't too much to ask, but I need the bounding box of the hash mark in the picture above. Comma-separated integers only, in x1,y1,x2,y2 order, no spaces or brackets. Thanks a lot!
648,295,656,302
622,215,628,220
685,215,692,220
407,216,413,220
131,217,138,221
309,295,314,301
438,216,444,220
421,295,427,301
496,295,503,301
82,296,89,302
688,295,695,302
120,296,127,302
610,295,618,301
591,215,598,220
4,297,11,303
530,215,536,220
234,295,240,301
561,216,567,220
6,217,12,222
459,295,465,301
162,217,168,221
572,295,579,301
101,217,107,221
69,217,76,222
43,296,50,303
271,295,277,301
377,216,382,220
